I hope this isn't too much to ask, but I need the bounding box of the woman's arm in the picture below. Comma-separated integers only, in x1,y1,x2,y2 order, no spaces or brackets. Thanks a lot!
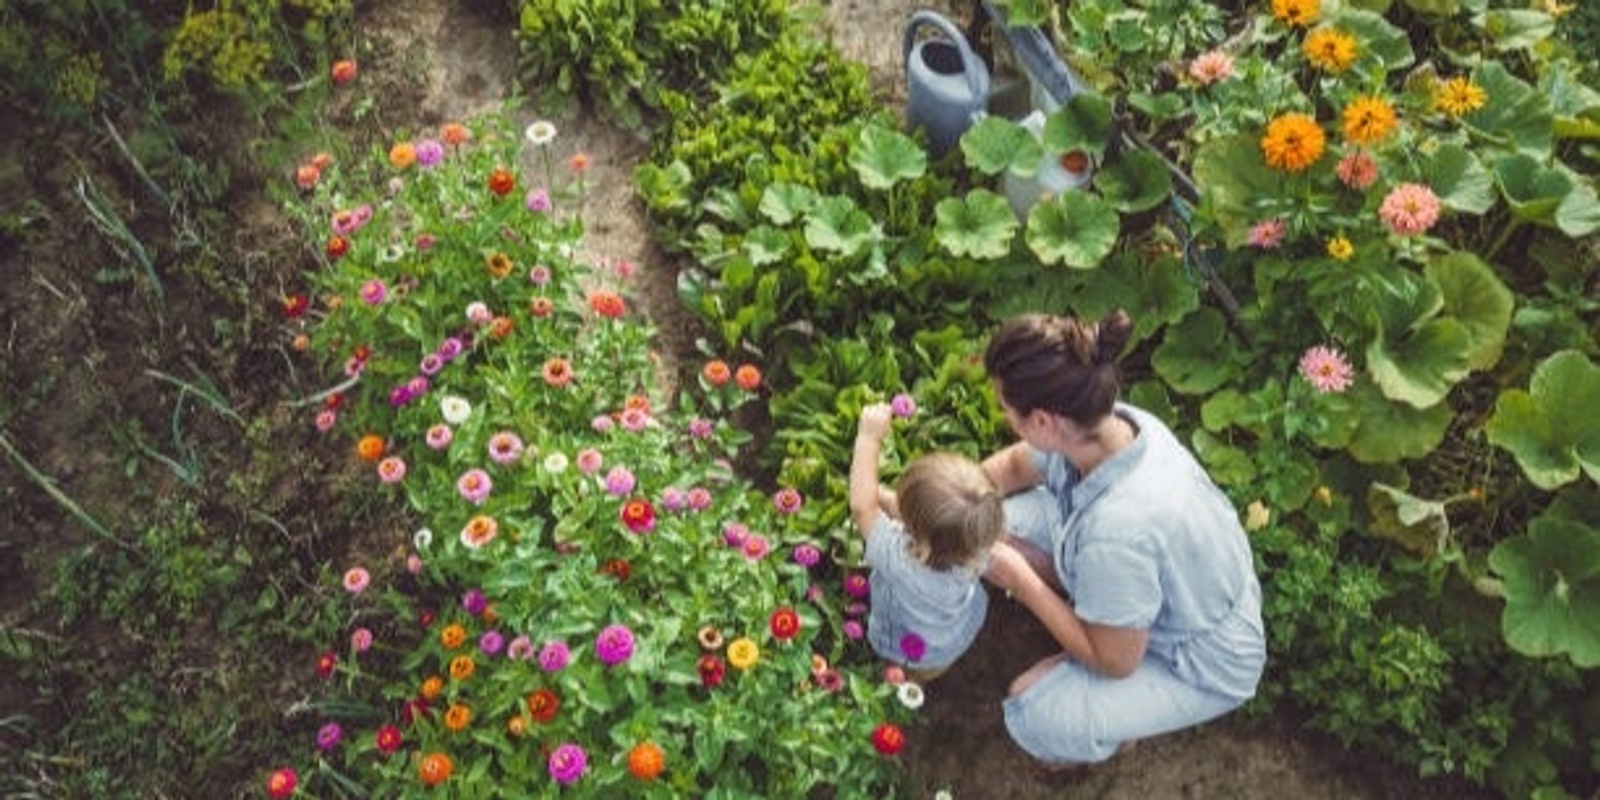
985,542,1149,678
982,442,1041,496
849,404,894,536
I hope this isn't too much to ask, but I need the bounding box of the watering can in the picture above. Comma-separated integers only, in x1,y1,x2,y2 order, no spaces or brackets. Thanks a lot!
904,11,990,157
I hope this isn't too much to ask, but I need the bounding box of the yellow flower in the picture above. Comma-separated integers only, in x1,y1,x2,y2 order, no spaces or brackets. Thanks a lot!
1245,501,1272,532
1326,236,1354,261
1433,76,1487,117
1271,0,1320,28
727,637,760,670
1260,113,1326,172
1342,96,1397,146
1302,28,1357,73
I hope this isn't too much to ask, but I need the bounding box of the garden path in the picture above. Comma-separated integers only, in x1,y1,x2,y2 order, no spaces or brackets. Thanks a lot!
365,0,1498,796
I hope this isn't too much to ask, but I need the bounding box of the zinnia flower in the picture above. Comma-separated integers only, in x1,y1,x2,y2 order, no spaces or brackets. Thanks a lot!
769,607,802,641
698,626,725,650
548,743,587,786
420,675,444,699
588,290,626,319
377,456,406,484
359,279,388,305
735,364,762,391
627,742,666,781
444,703,471,731
544,452,569,473
1188,50,1235,85
542,357,573,387
1335,150,1379,190
722,522,749,547
330,59,357,85
1378,182,1441,236
440,395,472,424
460,515,499,548
440,623,468,650
457,469,492,504
487,431,524,464
525,120,557,146
702,359,732,386
697,654,727,687
525,188,552,213
741,534,770,561
388,142,417,169
488,167,514,196
792,543,822,568
350,627,373,653
773,487,804,514
316,721,342,751
900,632,928,663
461,588,488,615
595,623,636,666
1302,28,1357,73
440,122,471,146
620,498,656,533
1246,500,1272,532
576,448,603,474
1260,113,1325,172
604,466,636,496
479,630,504,656
1270,0,1319,27
342,567,370,594
528,264,552,285
266,768,297,798
485,251,514,279
539,640,571,672
426,424,453,450
529,296,555,317
418,752,453,787
415,139,444,168
871,722,906,756
1248,218,1288,250
1342,96,1397,146
570,152,591,172
890,393,918,418
315,650,337,678
1298,345,1355,393
1434,76,1487,117
375,724,402,754
897,682,926,709
727,637,760,670
527,688,560,723
844,620,865,640
1326,236,1354,260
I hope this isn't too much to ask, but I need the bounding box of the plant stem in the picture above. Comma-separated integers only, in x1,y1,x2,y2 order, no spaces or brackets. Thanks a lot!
0,432,137,554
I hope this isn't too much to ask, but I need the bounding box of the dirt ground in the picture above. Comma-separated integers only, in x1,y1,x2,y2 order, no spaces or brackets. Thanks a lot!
360,0,1510,797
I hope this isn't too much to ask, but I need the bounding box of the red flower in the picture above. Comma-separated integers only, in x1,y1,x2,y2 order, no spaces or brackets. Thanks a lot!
588,290,626,319
488,167,515,197
266,767,297,798
620,498,656,533
418,607,436,629
769,607,801,641
330,59,358,85
323,392,344,411
325,235,349,259
375,724,402,754
282,293,309,319
599,558,631,582
315,649,337,678
696,654,726,688
400,696,432,726
526,688,560,724
871,722,905,756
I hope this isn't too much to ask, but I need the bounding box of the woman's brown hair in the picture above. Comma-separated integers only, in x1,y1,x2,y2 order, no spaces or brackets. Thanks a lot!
982,309,1133,428
896,453,1005,570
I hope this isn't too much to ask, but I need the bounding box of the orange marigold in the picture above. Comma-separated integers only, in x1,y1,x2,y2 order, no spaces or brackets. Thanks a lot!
485,252,514,279
440,122,471,146
443,703,471,731
1260,113,1326,172
420,675,444,700
1302,28,1357,73
627,742,666,781
588,290,625,319
734,364,762,392
439,623,467,650
1342,96,1397,146
1270,0,1319,28
449,655,475,681
418,752,453,786
388,142,417,169
489,315,514,339
355,434,385,462
702,359,731,387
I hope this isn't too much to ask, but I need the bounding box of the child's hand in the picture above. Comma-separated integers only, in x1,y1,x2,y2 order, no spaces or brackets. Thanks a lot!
857,403,893,443
982,541,1033,593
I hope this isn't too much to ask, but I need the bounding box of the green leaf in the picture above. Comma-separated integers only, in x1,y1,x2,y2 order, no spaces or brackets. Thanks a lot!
1150,307,1237,395
1473,9,1555,51
1495,153,1572,225
743,226,791,266
1428,251,1512,372
1421,144,1495,215
1042,92,1115,157
1466,61,1553,156
1345,383,1453,463
635,159,693,212
849,124,926,191
1365,268,1475,409
1366,483,1451,558
1488,517,1600,667
1486,350,1600,490
1191,134,1286,249
933,190,1019,259
960,115,1044,177
803,196,878,257
1554,181,1600,238
758,182,819,225
1191,429,1257,487
1023,191,1119,269
1095,149,1174,213
1336,9,1414,71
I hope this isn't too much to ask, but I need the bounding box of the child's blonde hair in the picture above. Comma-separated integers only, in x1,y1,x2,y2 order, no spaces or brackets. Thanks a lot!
896,452,1004,571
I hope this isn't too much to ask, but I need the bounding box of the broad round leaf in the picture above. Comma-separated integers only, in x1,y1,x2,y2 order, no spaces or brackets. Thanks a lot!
1466,61,1553,156
1421,144,1496,214
1486,350,1600,490
1150,307,1238,395
933,190,1019,259
959,116,1044,177
1345,383,1453,463
1488,517,1600,667
1366,483,1451,558
803,196,879,257
1023,191,1119,269
849,124,927,191
759,182,820,225
1042,91,1114,157
1429,251,1513,372
1095,149,1174,213
1190,134,1287,249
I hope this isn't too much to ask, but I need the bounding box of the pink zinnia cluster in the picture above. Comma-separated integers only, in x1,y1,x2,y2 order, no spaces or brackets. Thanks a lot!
604,466,636,495
1247,218,1288,250
1298,345,1355,393
773,487,804,515
457,468,493,504
1188,50,1235,85
1378,182,1441,236
1335,150,1378,189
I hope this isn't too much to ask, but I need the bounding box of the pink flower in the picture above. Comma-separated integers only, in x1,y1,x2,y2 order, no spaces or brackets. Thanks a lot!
539,640,570,672
594,624,635,666
487,431,524,464
890,393,918,419
741,533,770,561
525,188,552,213
722,522,750,547
377,456,406,483
1248,218,1288,250
1298,345,1355,393
360,279,388,305
315,409,337,432
342,567,371,594
507,635,535,660
843,620,864,640
773,488,804,515
457,468,493,504
792,543,822,568
548,742,587,785
620,408,650,432
688,418,713,438
686,486,712,511
660,487,687,512
576,448,603,474
426,424,454,450
604,466,636,496
350,627,373,653
1378,182,1441,236
591,415,615,433
1335,150,1379,190
528,264,552,285
1188,50,1235,85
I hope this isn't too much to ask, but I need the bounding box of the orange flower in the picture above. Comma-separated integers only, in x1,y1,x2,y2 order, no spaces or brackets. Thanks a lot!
356,434,385,462
330,59,358,85
570,152,592,172
542,357,573,387
627,742,666,780
449,655,475,681
1270,0,1319,27
1302,28,1357,73
702,359,731,387
489,315,513,339
325,235,349,259
481,603,498,624
420,675,444,700
625,394,650,413
734,364,762,392
440,623,467,650
440,122,471,146
291,333,310,352
388,142,417,169
1433,76,1487,117
487,167,514,196
769,607,801,641
526,688,560,723
295,163,320,191
588,290,625,319
506,715,527,737
418,752,453,786
461,515,499,548
310,152,334,171
529,296,555,317
485,251,514,279
1260,113,1325,172
443,703,471,731
1342,96,1397,146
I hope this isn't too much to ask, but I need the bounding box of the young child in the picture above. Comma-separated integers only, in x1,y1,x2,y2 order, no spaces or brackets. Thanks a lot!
850,402,1006,678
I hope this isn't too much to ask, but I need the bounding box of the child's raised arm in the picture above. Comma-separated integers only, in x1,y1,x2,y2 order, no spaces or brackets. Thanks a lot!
849,403,894,536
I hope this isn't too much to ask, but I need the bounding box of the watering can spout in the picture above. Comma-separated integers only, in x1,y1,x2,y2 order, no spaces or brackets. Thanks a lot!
903,11,990,157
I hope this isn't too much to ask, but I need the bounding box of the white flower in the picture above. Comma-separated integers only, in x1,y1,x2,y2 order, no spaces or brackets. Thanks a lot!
934,790,954,800
543,452,569,473
465,301,492,324
524,120,557,146
440,395,472,424
896,681,925,710
413,528,433,550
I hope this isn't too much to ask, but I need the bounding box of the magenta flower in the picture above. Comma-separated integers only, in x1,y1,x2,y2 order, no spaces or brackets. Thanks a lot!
900,631,928,663
548,742,587,785
359,279,387,305
792,543,822,568
604,466,636,496
479,630,505,656
316,721,343,751
688,418,713,438
890,393,918,419
843,572,871,599
457,468,492,504
437,337,464,362
773,487,804,515
539,640,571,672
415,139,445,168
843,620,865,641
1298,345,1355,393
1378,182,1441,236
526,188,553,213
660,487,687,512
591,414,615,433
594,624,635,666
461,588,488,616
419,353,444,376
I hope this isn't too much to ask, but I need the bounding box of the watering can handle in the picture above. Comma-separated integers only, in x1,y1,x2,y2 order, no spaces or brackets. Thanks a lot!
903,11,989,112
